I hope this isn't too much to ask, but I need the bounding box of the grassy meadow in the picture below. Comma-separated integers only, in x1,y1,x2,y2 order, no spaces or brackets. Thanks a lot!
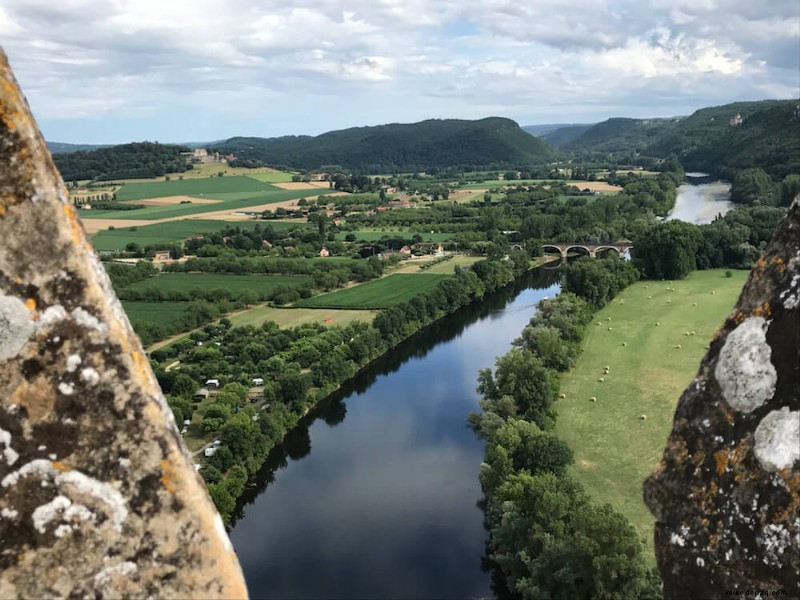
127,273,311,294
333,230,452,242
554,269,748,560
122,301,194,326
296,273,448,309
114,175,274,201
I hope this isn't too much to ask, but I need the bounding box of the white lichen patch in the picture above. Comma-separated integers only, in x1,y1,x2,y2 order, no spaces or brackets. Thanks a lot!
1,507,18,519
36,305,67,329
80,367,100,385
57,471,128,532
758,523,792,566
0,294,35,361
2,459,58,487
71,307,106,332
754,407,800,471
0,427,19,466
94,561,137,587
58,382,74,396
670,532,686,547
65,354,81,372
779,274,799,310
715,317,777,412
31,495,95,536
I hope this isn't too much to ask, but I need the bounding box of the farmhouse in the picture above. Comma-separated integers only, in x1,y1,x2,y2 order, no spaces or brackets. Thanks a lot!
411,242,444,255
193,388,209,400
247,387,264,401
153,251,171,261
319,247,330,257
252,377,264,386
205,379,220,388
399,245,412,255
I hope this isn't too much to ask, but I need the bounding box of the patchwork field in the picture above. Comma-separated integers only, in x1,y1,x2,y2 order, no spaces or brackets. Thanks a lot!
554,269,748,560
228,306,377,329
91,219,311,251
119,195,220,206
127,273,312,294
122,301,194,326
80,187,337,221
272,181,332,190
296,273,448,309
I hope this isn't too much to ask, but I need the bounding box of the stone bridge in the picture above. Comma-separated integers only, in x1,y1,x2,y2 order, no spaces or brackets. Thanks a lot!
542,240,633,258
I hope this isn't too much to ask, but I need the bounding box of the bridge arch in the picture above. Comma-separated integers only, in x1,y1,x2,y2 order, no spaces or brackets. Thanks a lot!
595,246,622,258
542,244,565,258
563,245,592,258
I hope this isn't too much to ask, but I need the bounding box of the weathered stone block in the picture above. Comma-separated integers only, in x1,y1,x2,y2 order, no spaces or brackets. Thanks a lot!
0,50,247,598
644,199,799,599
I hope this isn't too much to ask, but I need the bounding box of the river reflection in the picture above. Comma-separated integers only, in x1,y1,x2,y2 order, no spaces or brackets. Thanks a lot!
230,268,560,599
669,180,732,224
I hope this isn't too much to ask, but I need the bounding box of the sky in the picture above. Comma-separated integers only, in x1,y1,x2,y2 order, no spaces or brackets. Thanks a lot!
1,0,798,144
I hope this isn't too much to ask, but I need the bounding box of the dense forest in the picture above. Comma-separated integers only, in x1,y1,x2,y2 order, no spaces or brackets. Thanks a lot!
210,117,557,172
548,100,800,181
52,141,194,181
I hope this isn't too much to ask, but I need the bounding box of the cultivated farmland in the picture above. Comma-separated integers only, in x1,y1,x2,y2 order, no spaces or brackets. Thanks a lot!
127,273,312,295
296,273,449,309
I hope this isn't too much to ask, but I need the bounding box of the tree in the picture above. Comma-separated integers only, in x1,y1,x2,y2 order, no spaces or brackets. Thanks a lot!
730,167,778,205
633,220,702,280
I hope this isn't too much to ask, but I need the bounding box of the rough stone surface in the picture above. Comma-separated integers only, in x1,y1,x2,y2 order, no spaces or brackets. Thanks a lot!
644,199,800,599
0,50,248,598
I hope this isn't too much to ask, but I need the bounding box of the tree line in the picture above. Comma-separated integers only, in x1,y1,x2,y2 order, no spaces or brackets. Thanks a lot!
469,258,660,599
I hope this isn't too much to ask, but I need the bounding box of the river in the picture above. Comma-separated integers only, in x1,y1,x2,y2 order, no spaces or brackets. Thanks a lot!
669,174,732,224
229,268,561,599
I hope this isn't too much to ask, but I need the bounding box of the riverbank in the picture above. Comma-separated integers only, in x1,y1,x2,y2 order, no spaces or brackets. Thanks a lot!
554,269,748,561
183,255,554,521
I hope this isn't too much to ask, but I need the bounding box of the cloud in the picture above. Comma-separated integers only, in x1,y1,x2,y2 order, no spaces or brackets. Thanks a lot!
0,0,796,142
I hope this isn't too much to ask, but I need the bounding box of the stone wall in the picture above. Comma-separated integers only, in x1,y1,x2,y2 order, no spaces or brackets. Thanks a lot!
645,199,799,599
0,50,248,598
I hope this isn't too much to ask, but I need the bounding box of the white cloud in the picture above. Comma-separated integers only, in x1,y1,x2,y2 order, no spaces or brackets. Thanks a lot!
0,0,796,142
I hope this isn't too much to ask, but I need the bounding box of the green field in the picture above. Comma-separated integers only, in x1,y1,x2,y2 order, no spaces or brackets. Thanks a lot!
417,255,482,274
334,230,452,242
246,172,296,183
457,179,548,189
115,176,275,201
296,273,448,309
123,301,194,326
91,219,311,251
81,188,338,221
128,273,311,294
554,269,748,560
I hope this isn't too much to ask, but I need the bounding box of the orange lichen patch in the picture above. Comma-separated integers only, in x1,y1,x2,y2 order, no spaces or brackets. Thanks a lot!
160,459,176,494
0,205,5,217
51,461,70,473
63,203,87,249
24,298,35,311
131,351,155,387
714,450,730,475
750,302,772,318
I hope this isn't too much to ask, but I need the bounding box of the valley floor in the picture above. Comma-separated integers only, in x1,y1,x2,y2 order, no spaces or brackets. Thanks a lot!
554,269,749,562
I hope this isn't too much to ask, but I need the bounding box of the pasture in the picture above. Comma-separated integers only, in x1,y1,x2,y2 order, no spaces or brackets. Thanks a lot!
91,219,311,251
553,269,748,560
80,187,338,221
127,273,312,294
122,301,194,326
115,175,274,201
296,273,448,309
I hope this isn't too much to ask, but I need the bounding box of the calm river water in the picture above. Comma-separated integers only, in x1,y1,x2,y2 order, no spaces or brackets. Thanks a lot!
230,268,561,599
669,176,732,224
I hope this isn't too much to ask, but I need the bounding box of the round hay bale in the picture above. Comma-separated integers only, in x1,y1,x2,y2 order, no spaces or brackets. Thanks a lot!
655,322,660,326
640,414,647,421
648,295,652,299
675,344,682,349
598,377,605,383
690,331,696,336
622,341,627,346
590,396,597,402
559,393,566,399
692,302,697,306
608,327,613,331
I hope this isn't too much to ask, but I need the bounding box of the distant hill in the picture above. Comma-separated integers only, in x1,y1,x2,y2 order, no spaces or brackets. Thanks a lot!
678,101,800,180
47,141,110,154
52,142,193,181
211,117,556,172
556,99,799,179
561,117,678,153
523,123,595,138
540,124,596,148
